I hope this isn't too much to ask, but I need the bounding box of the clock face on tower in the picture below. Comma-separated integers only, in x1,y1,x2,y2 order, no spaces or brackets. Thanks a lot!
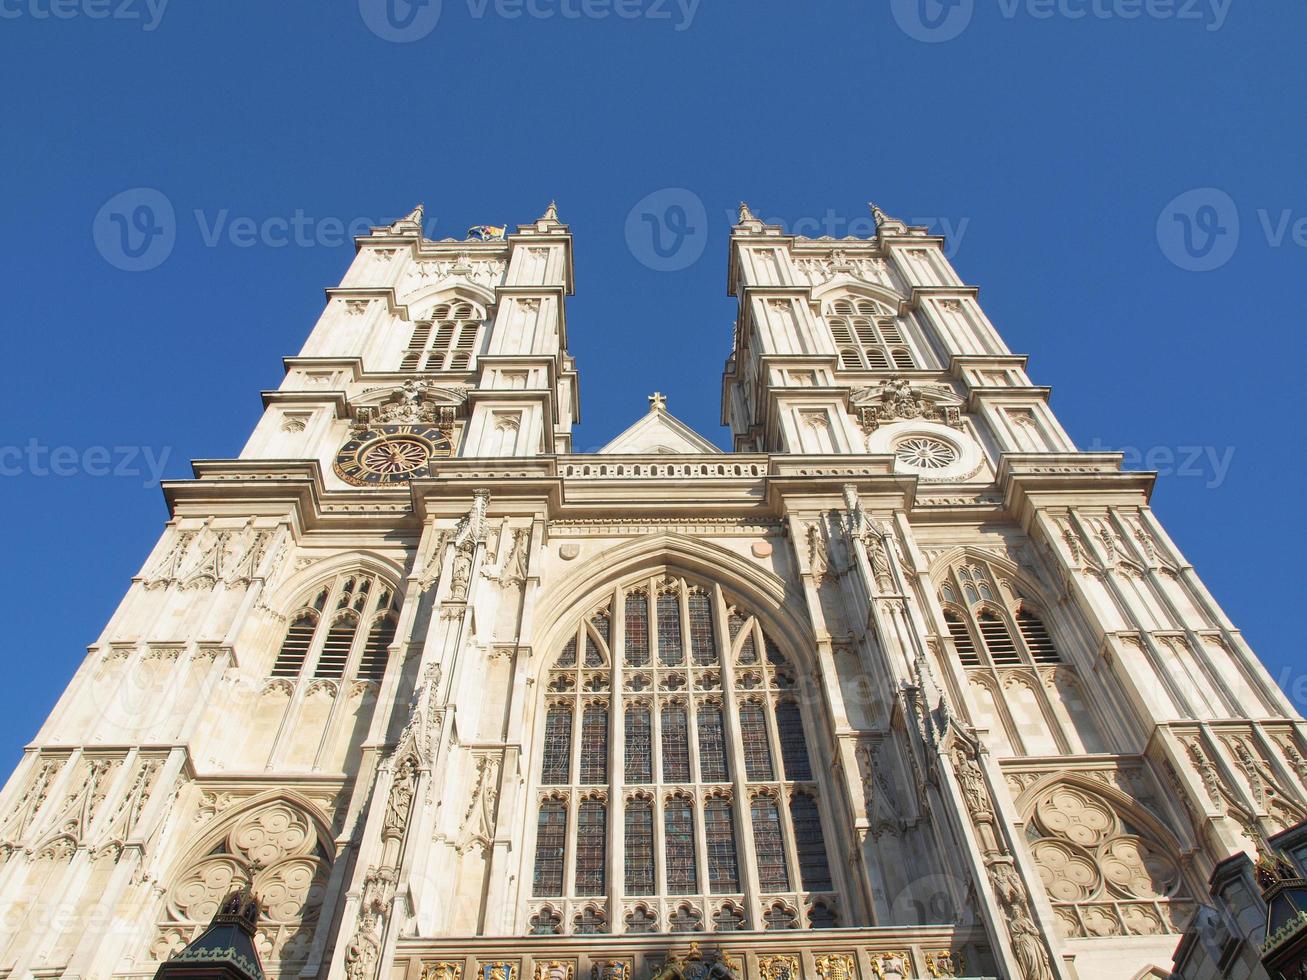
333,424,453,486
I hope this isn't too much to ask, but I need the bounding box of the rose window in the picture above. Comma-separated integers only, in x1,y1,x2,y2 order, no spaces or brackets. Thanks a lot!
893,436,958,471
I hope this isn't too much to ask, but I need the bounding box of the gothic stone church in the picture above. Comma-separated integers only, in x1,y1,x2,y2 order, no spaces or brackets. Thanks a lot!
1,202,1301,980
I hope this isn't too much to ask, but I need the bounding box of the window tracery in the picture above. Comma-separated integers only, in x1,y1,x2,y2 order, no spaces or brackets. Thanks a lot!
1025,784,1194,939
150,800,333,970
937,557,1104,756
531,574,836,933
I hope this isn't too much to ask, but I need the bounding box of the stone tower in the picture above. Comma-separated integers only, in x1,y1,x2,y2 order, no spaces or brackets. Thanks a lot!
0,200,1300,980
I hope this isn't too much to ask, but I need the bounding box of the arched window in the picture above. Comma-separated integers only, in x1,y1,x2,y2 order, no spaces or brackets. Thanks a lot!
704,795,739,894
624,797,655,895
790,792,833,891
739,702,774,780
977,611,1020,665
1025,783,1193,938
150,801,333,972
697,704,729,782
532,800,567,896
575,798,607,896
531,575,837,934
825,297,917,370
1017,608,1060,663
579,705,608,784
944,610,981,667
541,706,572,785
400,301,484,371
937,558,1099,757
625,705,652,783
271,612,316,677
270,573,399,683
664,795,697,895
750,794,789,892
938,561,1061,669
775,700,812,781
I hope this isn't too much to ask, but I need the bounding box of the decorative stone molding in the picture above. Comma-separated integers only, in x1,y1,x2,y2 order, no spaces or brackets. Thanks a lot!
851,379,964,434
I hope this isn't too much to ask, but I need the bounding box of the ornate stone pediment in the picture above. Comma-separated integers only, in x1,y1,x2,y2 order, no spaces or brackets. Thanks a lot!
851,379,964,433
351,380,465,433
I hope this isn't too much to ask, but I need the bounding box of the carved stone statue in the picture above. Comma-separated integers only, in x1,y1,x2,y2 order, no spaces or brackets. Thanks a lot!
953,746,992,820
383,759,416,840
988,862,1054,980
807,523,828,582
865,530,894,592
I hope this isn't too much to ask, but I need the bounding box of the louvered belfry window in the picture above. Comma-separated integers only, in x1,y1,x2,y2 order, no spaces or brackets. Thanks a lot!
1017,609,1061,663
400,301,483,371
825,297,916,371
532,575,837,934
270,573,399,683
940,561,1068,670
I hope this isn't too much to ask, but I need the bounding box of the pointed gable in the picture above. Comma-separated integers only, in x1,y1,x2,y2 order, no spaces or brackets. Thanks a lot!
598,394,722,455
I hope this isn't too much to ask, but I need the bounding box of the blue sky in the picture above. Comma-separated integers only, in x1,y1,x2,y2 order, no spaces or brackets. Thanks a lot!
0,0,1303,763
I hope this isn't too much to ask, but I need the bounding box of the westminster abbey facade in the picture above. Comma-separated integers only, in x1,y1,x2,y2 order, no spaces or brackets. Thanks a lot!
0,201,1301,980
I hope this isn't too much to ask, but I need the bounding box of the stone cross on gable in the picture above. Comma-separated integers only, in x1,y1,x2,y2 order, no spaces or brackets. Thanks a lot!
648,392,667,412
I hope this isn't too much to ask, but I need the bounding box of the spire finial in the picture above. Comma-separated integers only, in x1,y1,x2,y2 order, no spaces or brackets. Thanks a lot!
648,391,667,412
738,201,758,224
869,201,903,232
388,203,424,233
540,200,559,222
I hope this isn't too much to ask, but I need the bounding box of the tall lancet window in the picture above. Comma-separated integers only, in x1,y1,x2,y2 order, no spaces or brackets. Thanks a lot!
530,574,839,935
400,300,484,371
936,557,1105,757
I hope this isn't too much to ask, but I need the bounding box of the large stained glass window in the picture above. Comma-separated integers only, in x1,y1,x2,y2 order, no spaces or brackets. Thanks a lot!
532,575,837,935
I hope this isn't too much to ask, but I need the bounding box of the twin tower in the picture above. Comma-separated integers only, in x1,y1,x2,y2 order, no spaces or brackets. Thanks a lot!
0,201,1300,980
